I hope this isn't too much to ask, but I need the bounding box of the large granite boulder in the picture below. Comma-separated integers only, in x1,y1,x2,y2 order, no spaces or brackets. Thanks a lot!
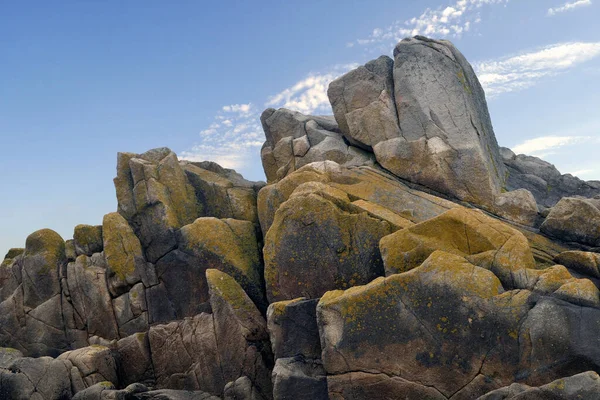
260,108,375,183
541,197,600,247
374,36,505,209
73,224,103,257
0,355,73,400
102,212,152,297
267,298,327,400
257,161,458,239
317,250,600,399
263,182,392,302
328,55,400,150
555,250,600,279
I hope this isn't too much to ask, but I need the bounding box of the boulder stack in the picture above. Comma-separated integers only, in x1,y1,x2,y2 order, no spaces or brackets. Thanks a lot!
2,36,600,399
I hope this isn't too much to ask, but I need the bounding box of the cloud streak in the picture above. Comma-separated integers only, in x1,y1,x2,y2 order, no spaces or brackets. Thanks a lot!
511,135,592,157
181,64,358,171
475,42,600,97
351,0,509,49
547,0,592,16
265,64,358,114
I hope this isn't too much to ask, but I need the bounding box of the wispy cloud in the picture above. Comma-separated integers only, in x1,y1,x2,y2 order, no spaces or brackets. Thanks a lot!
512,135,592,157
181,64,357,170
351,0,509,49
180,103,263,170
547,0,592,16
222,103,253,115
475,42,600,97
265,64,358,115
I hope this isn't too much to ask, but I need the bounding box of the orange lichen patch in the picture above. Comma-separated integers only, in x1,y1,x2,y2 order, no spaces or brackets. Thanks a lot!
532,265,575,294
351,199,415,231
206,269,261,317
380,208,536,289
180,217,261,287
102,212,142,281
319,251,503,339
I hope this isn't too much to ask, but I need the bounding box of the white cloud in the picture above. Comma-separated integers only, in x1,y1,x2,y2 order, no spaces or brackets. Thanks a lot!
181,102,264,170
512,136,592,156
548,0,592,16
222,103,253,115
265,64,358,115
475,42,600,97
353,0,509,48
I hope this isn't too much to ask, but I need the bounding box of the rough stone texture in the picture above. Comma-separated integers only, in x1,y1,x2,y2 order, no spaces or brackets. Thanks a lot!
57,345,118,388
73,224,104,257
541,197,600,246
263,184,392,302
328,55,400,150
148,270,272,398
493,189,539,227
224,376,268,400
72,382,221,400
113,148,199,263
102,212,151,297
177,217,266,312
477,371,600,399
501,147,600,208
318,251,600,399
260,108,375,183
67,254,120,340
181,160,264,224
0,229,71,357
375,36,506,209
328,372,446,400
267,298,321,360
272,357,328,400
0,356,73,400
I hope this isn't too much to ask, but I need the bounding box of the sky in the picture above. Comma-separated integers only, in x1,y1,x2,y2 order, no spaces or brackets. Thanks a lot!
1,0,600,257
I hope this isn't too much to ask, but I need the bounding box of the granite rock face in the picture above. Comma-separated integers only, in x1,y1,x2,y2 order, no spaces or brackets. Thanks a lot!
3,35,600,400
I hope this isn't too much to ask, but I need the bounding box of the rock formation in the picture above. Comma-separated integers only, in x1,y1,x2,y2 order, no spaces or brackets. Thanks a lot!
3,35,600,399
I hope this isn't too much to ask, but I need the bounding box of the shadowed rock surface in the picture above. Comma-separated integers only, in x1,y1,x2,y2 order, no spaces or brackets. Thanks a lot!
2,35,600,399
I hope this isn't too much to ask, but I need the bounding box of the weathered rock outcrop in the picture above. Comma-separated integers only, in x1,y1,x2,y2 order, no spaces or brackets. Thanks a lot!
501,147,600,208
3,35,600,400
260,108,375,183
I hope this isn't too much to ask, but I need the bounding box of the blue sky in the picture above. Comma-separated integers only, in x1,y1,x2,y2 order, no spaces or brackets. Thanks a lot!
1,0,599,256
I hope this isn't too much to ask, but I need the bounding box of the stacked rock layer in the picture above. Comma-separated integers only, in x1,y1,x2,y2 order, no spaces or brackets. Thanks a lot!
2,36,600,399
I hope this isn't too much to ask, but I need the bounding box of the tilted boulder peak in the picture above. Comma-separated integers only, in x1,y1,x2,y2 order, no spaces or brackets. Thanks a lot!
328,55,400,150
382,36,506,208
